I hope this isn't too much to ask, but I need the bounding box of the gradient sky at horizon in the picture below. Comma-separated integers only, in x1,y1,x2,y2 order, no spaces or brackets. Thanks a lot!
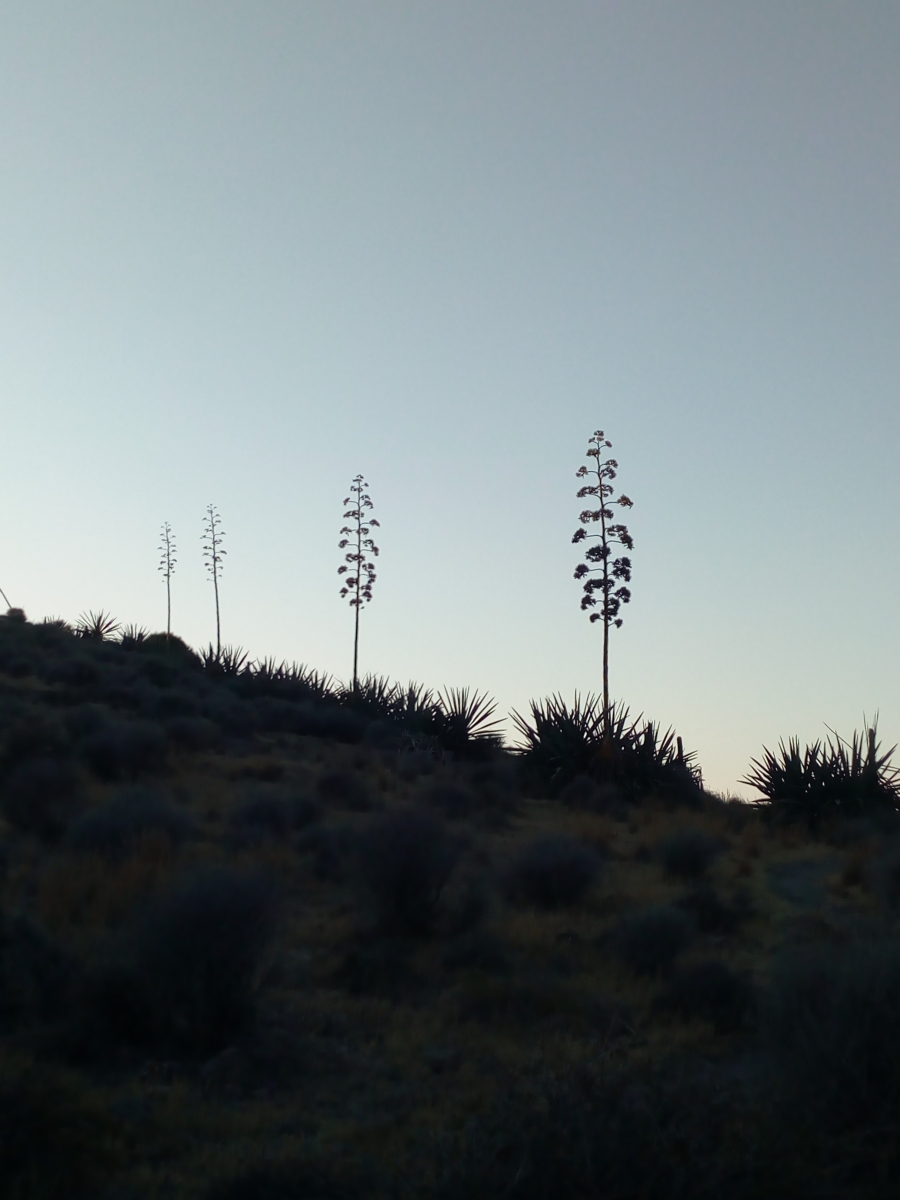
2,2,900,796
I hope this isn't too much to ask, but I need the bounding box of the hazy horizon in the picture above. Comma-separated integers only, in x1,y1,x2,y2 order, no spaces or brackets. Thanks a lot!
3,2,900,796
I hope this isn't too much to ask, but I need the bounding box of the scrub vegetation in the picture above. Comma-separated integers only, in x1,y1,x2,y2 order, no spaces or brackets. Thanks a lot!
2,608,900,1198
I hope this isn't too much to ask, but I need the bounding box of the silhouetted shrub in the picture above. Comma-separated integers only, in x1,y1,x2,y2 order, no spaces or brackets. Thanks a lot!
1,715,71,769
165,715,221,750
0,1054,122,1199
676,885,750,935
762,936,900,1135
63,703,109,741
123,866,278,1054
5,655,35,679
83,719,167,780
656,959,754,1033
557,774,629,817
419,783,476,820
504,835,601,908
429,1058,761,1200
44,656,101,687
0,914,72,1026
205,1155,375,1200
296,823,354,881
866,842,900,909
358,809,460,934
317,769,375,811
657,828,723,879
153,686,201,719
613,905,695,975
227,785,319,847
66,786,194,858
0,758,82,840
334,937,415,998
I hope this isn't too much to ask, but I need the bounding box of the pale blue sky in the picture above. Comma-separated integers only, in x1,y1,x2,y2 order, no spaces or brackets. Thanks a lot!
2,2,900,795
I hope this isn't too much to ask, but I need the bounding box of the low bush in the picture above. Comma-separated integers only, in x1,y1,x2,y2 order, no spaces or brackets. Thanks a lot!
762,935,900,1137
108,866,278,1054
656,959,754,1033
557,773,629,816
66,786,194,858
358,809,460,934
165,714,220,750
419,782,476,820
504,835,601,909
228,785,320,845
657,828,723,879
205,1155,376,1200
83,719,167,780
0,1053,122,1199
1,715,71,769
316,769,375,811
0,913,72,1026
675,885,750,935
0,757,83,840
296,823,354,881
613,905,695,975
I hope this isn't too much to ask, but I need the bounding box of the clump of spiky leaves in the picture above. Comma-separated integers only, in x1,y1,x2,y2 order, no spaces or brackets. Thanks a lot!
200,644,248,677
338,474,380,691
742,720,900,829
118,624,148,649
239,658,336,704
572,429,633,714
512,693,701,802
433,688,504,758
74,610,120,641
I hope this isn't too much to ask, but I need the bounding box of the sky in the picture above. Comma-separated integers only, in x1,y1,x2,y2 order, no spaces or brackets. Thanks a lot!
2,2,900,796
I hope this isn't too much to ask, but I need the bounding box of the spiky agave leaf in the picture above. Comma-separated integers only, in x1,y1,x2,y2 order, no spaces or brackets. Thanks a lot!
74,610,120,640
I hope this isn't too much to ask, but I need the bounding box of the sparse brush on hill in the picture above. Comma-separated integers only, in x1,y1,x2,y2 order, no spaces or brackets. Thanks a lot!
742,721,900,828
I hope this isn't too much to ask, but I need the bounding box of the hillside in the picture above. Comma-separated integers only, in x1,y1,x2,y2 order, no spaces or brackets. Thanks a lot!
1,609,899,1199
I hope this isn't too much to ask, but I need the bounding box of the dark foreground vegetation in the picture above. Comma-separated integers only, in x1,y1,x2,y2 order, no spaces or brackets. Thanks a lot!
3,610,900,1197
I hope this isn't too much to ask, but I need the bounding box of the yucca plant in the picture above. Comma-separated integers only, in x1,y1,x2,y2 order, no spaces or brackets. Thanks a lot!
513,693,700,799
118,624,149,649
337,673,405,722
742,721,900,828
200,644,248,677
74,610,120,640
433,688,504,757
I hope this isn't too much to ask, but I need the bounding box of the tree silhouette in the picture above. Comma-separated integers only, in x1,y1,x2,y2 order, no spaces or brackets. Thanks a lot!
201,505,226,658
158,521,177,639
572,430,634,715
338,474,379,691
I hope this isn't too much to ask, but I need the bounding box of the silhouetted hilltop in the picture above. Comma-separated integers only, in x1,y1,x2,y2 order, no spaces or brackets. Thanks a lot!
1,609,900,1198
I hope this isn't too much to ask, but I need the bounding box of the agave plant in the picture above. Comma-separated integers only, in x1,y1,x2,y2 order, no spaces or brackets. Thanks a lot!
433,688,504,757
118,624,149,648
338,674,406,722
74,610,120,640
743,721,900,827
200,644,249,677
513,693,701,800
